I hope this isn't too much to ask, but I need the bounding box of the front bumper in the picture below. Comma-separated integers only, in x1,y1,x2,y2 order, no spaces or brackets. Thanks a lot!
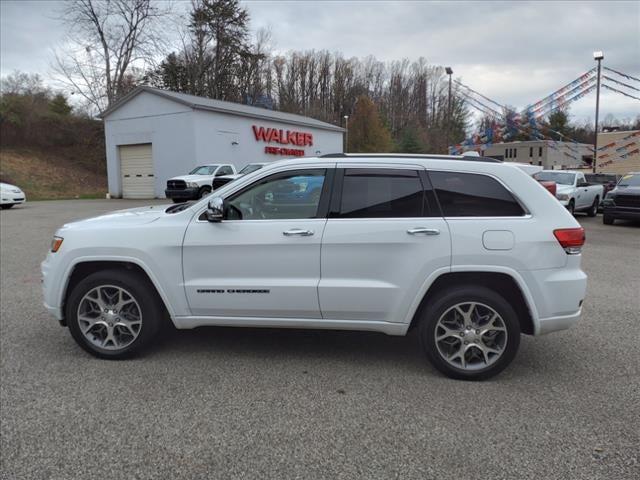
603,205,640,220
1,195,26,205
165,187,200,200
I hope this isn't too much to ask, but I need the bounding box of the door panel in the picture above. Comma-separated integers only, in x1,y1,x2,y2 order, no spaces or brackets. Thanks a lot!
318,166,451,323
183,219,326,318
182,167,332,319
319,217,451,322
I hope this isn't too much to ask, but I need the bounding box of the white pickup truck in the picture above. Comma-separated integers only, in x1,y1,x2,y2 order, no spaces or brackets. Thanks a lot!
534,170,603,216
165,164,236,202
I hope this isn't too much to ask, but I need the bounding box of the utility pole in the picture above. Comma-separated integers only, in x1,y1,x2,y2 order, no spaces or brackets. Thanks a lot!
593,51,604,173
344,115,349,153
445,67,453,154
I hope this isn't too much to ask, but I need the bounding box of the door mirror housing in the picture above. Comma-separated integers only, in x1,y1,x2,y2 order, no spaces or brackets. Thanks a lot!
206,196,225,222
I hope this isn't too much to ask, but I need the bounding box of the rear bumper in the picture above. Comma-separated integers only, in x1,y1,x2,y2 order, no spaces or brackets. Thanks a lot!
165,187,200,200
603,205,640,220
537,309,582,335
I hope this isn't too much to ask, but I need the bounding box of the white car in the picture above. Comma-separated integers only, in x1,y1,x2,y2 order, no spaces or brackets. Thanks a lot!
534,170,604,216
42,154,587,380
0,182,26,209
165,164,236,202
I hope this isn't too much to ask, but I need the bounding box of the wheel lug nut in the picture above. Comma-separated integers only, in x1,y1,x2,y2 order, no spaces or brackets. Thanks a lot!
464,341,469,345
459,332,465,337
476,330,480,334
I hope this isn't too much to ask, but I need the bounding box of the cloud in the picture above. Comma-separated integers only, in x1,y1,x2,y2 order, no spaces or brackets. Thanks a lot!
2,0,638,122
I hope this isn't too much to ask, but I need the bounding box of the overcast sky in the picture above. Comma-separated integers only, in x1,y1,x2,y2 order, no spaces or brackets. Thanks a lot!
1,0,638,123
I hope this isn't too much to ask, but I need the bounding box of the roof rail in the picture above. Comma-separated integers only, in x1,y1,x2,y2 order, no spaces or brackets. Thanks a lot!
319,153,502,163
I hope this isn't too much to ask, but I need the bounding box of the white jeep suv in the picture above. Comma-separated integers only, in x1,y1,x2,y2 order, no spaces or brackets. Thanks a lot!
42,154,587,380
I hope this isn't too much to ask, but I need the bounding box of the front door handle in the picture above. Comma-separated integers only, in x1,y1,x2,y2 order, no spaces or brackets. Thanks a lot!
407,227,440,236
283,228,314,237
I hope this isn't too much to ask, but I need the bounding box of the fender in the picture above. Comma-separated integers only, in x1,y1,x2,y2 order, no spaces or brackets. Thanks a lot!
58,255,178,321
402,265,541,334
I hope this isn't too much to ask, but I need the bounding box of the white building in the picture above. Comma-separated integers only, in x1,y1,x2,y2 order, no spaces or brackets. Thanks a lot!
100,87,344,198
482,140,594,170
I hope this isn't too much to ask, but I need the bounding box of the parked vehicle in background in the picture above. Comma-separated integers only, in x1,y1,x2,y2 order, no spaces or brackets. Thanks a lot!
585,173,621,211
534,170,603,216
212,162,268,190
42,154,588,380
506,163,556,195
0,182,26,209
602,172,640,225
165,164,236,202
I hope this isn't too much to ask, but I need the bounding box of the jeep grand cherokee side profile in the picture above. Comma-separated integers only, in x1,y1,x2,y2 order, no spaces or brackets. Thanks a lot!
42,154,587,380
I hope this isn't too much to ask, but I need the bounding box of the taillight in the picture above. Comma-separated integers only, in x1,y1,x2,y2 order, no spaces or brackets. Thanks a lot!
553,228,585,254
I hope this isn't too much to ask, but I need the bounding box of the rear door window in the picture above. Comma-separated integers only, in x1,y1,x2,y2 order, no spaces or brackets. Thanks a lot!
429,171,525,217
337,168,428,218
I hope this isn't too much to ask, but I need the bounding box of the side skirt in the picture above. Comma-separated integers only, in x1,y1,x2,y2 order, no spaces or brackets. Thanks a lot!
172,316,408,336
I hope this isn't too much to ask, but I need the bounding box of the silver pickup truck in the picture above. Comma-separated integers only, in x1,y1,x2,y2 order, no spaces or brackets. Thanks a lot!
534,170,604,216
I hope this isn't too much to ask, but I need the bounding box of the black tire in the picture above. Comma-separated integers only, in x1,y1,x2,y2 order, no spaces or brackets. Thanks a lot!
603,214,615,225
587,197,599,217
65,269,163,359
1,204,14,209
568,200,575,216
198,186,212,199
418,285,521,381
172,198,183,203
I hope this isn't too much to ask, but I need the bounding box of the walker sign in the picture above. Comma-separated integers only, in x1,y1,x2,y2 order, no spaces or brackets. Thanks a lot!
252,125,313,157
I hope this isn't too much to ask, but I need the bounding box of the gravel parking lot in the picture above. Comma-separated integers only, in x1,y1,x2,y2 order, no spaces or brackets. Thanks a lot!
1,199,639,479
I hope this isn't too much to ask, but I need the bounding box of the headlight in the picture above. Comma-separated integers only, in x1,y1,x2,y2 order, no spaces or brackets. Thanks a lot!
187,182,199,188
556,193,569,201
11,188,22,193
51,236,64,253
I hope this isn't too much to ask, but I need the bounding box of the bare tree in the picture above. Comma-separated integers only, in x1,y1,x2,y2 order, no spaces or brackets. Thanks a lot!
53,0,171,113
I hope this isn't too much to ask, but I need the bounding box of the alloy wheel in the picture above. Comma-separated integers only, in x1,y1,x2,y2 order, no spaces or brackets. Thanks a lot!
77,285,142,350
435,302,508,371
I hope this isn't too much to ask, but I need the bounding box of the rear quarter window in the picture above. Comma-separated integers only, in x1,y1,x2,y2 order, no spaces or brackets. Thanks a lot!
429,171,525,217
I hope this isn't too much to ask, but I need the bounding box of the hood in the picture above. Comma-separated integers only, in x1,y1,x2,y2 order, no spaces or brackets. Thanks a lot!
0,182,22,192
62,204,172,229
611,186,640,196
169,174,211,182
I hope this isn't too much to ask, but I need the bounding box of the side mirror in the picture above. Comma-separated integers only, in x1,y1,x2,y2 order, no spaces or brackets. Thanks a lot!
206,196,224,222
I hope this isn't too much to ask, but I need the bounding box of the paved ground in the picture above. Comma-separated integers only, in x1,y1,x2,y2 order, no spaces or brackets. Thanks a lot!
1,200,639,480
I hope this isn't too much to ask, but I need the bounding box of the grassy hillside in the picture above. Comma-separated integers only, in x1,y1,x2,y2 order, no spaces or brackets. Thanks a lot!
0,147,107,200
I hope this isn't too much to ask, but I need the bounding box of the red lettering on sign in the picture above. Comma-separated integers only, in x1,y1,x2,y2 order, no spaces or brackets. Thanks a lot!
253,125,313,147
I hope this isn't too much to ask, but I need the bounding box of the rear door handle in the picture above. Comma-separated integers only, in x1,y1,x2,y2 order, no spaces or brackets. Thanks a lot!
407,227,440,236
283,228,314,237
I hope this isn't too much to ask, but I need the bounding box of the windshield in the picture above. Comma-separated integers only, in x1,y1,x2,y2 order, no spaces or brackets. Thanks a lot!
239,164,264,175
189,165,219,175
534,171,576,185
618,173,640,187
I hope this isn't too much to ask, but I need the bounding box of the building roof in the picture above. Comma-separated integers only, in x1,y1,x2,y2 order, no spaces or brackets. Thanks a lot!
99,86,345,133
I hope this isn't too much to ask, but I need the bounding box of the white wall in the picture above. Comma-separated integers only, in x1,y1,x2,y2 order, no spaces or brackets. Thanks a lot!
104,91,344,198
191,110,343,172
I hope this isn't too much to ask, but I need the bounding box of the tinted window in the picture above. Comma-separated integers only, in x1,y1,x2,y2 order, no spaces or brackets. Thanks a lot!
190,165,219,175
338,169,424,218
217,166,233,176
429,171,525,217
227,169,325,220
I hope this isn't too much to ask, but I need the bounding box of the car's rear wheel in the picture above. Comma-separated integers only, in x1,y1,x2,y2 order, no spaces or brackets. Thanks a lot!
603,214,615,225
587,197,599,217
65,269,162,359
419,286,520,380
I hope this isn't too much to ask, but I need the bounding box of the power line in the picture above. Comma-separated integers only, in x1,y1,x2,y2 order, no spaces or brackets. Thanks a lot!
601,84,640,101
602,75,640,93
603,67,640,83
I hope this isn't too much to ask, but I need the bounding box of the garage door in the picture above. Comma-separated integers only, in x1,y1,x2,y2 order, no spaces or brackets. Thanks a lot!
119,144,155,199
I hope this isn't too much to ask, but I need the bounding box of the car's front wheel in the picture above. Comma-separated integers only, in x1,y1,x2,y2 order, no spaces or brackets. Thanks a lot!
419,286,520,380
65,269,162,359
603,214,615,225
198,186,212,199
1,204,14,209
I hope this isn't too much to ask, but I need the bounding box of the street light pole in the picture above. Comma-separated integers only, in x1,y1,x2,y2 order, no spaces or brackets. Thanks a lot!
593,51,604,173
445,67,453,154
344,115,349,153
